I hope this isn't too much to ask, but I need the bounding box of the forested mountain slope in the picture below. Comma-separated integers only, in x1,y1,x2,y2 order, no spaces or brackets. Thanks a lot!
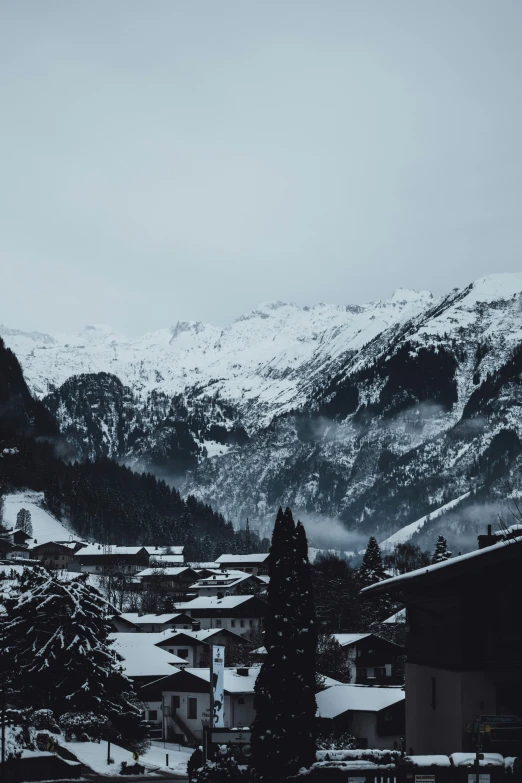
3,274,522,548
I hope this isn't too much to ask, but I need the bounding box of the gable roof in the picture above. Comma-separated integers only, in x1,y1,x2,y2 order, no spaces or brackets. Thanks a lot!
332,633,371,647
119,612,193,625
75,545,148,557
142,546,184,555
135,567,197,578
177,595,263,612
183,666,262,694
316,684,405,718
109,634,184,677
215,554,269,565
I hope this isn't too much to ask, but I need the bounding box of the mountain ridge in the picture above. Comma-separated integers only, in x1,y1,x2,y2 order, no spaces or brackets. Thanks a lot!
3,273,522,550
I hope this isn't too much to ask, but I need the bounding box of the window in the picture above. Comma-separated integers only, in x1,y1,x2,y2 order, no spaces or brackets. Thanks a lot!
148,710,158,721
249,619,254,627
188,698,197,720
245,568,253,573
231,620,236,628
177,649,189,659
215,620,222,627
240,620,245,628
357,668,367,680
171,695,180,710
375,667,386,678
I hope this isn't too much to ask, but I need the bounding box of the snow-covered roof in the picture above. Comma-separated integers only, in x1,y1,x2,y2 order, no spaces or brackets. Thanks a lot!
119,612,191,625
316,684,405,718
149,554,184,564
183,666,262,694
178,595,259,611
142,546,184,555
135,567,193,578
109,635,183,677
191,628,247,643
109,632,187,663
76,545,147,557
404,756,451,768
363,536,522,594
332,633,371,647
190,573,253,589
32,540,79,550
215,554,269,564
450,754,504,768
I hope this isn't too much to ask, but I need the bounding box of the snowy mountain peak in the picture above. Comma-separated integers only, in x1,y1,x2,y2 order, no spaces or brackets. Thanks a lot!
467,272,522,302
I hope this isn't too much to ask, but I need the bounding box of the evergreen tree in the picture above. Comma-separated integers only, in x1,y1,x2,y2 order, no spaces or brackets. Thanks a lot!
15,508,32,536
358,537,393,625
431,535,452,564
316,635,351,683
251,508,317,780
1,567,148,750
312,553,359,632
358,536,388,587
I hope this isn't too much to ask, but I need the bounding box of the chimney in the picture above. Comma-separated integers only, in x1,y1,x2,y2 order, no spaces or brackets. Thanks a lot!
478,524,497,550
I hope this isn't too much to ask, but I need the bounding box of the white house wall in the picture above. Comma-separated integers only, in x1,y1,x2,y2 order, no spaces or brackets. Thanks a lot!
162,690,256,741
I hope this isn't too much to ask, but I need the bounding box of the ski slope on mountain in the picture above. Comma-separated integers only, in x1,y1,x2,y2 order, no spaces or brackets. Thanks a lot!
3,491,72,543
379,492,471,551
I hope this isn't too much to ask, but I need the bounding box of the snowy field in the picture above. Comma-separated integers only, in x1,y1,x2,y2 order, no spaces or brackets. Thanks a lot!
66,738,192,776
3,490,73,543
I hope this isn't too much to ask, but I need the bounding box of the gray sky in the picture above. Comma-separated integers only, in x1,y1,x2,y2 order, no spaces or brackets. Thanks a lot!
2,0,522,336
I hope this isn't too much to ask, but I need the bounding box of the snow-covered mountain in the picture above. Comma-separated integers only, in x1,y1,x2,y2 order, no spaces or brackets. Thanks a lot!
3,273,522,550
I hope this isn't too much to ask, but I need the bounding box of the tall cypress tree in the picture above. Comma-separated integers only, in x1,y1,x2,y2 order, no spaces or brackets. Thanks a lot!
251,508,317,780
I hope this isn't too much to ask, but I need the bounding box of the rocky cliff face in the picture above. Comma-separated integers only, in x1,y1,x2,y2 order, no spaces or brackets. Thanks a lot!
3,274,522,547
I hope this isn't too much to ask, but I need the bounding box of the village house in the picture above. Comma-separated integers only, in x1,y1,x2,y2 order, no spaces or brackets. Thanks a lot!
139,666,261,744
363,531,522,756
176,595,266,636
189,570,264,598
137,566,199,601
31,540,84,570
156,628,248,667
0,529,32,560
71,544,150,574
112,611,195,633
144,545,185,566
332,633,404,684
109,632,188,679
316,684,405,750
215,554,270,576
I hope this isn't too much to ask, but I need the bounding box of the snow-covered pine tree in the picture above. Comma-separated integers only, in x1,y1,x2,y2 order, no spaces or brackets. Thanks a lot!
15,508,32,536
431,535,452,564
251,508,317,780
1,567,149,751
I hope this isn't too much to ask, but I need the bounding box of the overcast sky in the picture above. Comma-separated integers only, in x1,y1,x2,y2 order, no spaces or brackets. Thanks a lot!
2,1,522,336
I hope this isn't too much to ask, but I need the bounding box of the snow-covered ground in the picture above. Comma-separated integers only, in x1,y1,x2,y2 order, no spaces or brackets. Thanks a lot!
379,492,471,551
65,738,192,776
2,490,73,543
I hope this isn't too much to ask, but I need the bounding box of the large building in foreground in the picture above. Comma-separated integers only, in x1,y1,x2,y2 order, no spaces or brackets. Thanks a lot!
364,534,522,755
